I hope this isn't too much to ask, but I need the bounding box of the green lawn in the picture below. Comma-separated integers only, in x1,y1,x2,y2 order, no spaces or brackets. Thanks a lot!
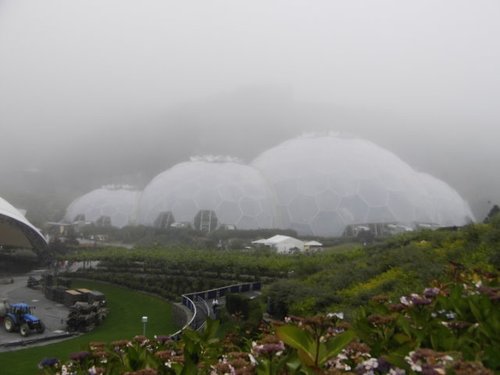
0,280,180,374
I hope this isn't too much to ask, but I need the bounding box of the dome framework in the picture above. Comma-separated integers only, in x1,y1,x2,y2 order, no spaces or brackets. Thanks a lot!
137,159,277,231
64,185,140,229
252,134,474,236
64,135,474,237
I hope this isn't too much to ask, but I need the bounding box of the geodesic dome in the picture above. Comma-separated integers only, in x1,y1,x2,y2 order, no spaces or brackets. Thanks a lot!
137,157,277,230
64,185,141,228
417,173,474,227
252,134,474,237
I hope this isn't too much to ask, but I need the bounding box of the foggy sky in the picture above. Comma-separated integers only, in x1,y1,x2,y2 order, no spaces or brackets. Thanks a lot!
1,0,499,222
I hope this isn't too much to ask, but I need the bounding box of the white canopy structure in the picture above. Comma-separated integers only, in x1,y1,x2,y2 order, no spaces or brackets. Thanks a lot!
0,197,47,250
252,235,305,254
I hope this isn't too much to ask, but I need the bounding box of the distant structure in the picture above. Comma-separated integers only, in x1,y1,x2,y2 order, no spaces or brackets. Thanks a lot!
304,240,323,251
252,133,474,236
0,196,47,251
252,235,306,254
64,185,141,229
62,134,474,237
137,157,276,231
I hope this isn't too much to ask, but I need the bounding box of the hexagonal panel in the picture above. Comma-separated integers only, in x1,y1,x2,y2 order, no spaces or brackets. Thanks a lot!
216,201,242,224
338,195,369,223
274,180,299,205
358,179,389,207
237,216,259,230
287,196,319,223
171,199,198,222
315,190,341,211
239,197,262,217
387,191,416,222
366,207,396,223
217,184,243,202
311,211,345,237
194,188,221,210
290,222,314,236
297,174,329,196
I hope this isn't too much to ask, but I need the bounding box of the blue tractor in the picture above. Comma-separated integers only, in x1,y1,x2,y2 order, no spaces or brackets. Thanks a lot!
3,302,45,337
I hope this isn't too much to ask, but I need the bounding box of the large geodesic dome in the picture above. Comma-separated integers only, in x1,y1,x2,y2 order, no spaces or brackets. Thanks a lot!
417,173,474,227
252,134,474,237
137,157,277,230
64,185,141,228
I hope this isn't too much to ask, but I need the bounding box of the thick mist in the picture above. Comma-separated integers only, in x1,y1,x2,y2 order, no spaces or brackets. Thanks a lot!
0,0,499,224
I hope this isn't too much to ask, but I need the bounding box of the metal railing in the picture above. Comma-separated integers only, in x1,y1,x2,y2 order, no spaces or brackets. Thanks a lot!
169,281,261,339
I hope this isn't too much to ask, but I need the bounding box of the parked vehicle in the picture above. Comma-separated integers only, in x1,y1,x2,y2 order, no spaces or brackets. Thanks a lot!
1,301,45,337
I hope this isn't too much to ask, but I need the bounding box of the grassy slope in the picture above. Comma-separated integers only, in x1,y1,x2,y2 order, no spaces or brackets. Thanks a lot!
0,280,179,374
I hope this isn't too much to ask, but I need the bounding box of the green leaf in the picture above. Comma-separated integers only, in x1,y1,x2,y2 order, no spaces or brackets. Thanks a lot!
180,358,198,375
468,299,483,322
318,330,356,365
393,333,411,345
296,348,316,367
396,316,412,337
385,353,410,371
276,325,315,354
203,318,221,341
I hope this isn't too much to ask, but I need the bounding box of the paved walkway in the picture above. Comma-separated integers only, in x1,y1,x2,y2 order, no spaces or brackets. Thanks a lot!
0,272,72,352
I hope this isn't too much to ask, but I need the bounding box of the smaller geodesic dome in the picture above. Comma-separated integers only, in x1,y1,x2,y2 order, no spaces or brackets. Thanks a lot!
137,156,277,230
64,185,141,228
0,196,47,250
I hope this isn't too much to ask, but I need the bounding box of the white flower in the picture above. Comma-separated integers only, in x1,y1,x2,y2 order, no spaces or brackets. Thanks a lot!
445,312,456,320
248,354,257,366
410,363,422,372
327,312,344,319
363,358,379,370
400,296,411,306
337,353,348,361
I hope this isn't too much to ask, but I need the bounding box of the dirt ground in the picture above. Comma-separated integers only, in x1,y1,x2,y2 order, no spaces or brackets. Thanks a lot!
0,270,70,352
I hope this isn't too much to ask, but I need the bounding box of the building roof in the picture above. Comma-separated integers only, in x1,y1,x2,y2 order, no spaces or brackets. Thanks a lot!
252,235,304,246
304,240,323,246
0,196,47,250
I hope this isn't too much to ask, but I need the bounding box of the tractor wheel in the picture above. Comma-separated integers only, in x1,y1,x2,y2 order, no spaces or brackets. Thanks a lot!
4,317,14,332
37,322,45,334
20,323,30,337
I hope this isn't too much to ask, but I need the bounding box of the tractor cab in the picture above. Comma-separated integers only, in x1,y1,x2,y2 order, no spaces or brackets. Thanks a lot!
3,302,45,336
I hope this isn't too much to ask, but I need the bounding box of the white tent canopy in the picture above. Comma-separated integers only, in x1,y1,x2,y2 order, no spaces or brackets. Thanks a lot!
304,240,323,247
252,234,305,254
0,197,47,250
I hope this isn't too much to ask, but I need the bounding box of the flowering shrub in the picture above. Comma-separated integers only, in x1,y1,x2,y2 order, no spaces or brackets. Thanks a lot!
38,266,498,374
354,266,499,372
